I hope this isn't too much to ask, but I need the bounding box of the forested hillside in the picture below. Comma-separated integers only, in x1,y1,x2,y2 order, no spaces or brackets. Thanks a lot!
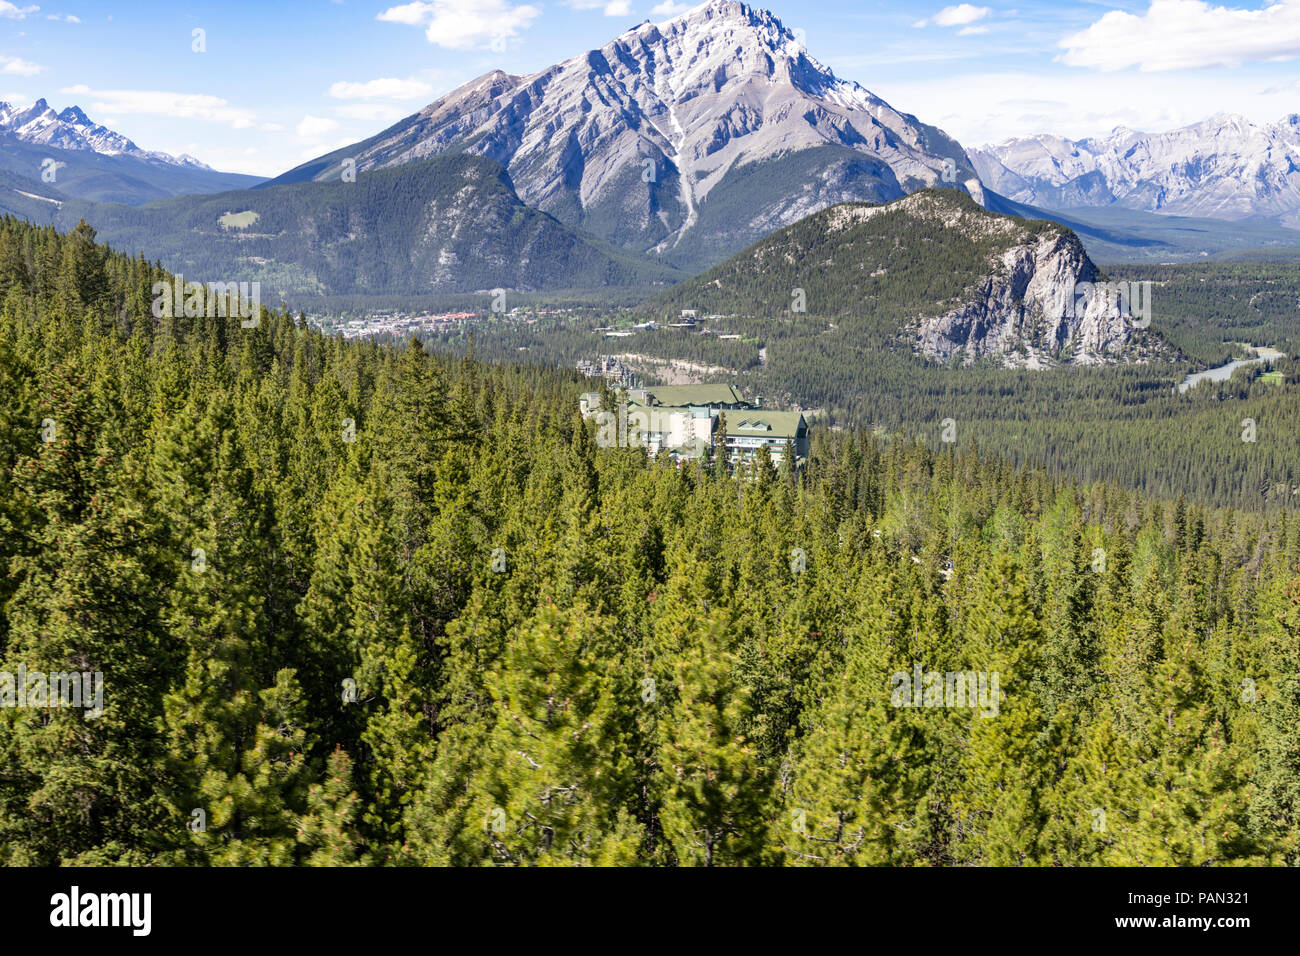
1,217,1298,865
46,155,681,296
649,190,1064,327
1107,262,1300,365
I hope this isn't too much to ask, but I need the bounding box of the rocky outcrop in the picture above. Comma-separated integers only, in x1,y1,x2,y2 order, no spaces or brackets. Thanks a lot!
911,228,1166,368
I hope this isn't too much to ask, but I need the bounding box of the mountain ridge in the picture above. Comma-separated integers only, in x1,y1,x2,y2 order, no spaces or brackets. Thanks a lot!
53,153,682,296
971,113,1300,228
267,0,980,267
650,188,1169,368
0,98,264,204
1,98,213,169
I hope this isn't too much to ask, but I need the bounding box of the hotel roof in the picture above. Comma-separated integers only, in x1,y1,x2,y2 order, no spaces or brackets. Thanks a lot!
632,384,748,407
726,411,807,440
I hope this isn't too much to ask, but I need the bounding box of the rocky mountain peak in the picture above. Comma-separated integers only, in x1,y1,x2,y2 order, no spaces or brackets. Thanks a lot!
0,97,205,169
276,3,980,266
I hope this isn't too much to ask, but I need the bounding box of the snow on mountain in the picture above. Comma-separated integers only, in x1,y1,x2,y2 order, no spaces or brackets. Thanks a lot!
0,98,212,169
970,114,1300,226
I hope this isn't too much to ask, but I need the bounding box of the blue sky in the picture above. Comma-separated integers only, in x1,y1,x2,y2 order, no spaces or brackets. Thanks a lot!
3,0,1300,176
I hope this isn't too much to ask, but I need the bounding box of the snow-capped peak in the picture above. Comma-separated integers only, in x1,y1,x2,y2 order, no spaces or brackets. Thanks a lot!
0,98,210,169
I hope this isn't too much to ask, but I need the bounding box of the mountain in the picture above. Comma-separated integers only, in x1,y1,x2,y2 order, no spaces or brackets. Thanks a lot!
651,189,1167,368
982,189,1300,265
267,0,980,267
0,99,210,168
0,98,263,204
971,114,1300,227
55,154,682,296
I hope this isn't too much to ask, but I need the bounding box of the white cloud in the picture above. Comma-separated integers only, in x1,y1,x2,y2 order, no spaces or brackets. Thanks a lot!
377,0,540,50
296,115,339,138
651,1,691,16
936,4,990,26
0,3,39,19
333,102,410,123
59,85,260,128
568,0,632,16
916,4,991,28
46,12,78,21
1061,0,1300,72
870,68,1300,147
0,54,43,75
328,77,434,100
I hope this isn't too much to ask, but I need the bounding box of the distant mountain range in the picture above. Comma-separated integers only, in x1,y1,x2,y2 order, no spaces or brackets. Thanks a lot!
268,0,980,268
981,191,1300,265
0,98,211,169
5,4,1300,289
971,114,1300,228
0,98,263,205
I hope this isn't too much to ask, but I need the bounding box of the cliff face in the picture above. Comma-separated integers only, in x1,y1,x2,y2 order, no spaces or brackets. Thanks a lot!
910,229,1166,368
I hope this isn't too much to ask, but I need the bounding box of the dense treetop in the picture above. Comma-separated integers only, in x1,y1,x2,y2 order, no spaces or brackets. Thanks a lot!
0,216,1297,866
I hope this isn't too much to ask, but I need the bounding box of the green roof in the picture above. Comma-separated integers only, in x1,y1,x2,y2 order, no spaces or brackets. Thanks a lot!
636,384,747,407
726,411,807,440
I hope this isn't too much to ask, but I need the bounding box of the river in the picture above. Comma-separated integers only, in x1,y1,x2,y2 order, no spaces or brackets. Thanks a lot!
1178,345,1285,393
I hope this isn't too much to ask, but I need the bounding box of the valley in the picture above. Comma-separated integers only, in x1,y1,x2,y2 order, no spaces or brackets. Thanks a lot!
324,191,1300,511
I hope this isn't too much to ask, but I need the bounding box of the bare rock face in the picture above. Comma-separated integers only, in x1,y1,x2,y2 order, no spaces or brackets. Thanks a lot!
912,228,1162,368
274,1,980,265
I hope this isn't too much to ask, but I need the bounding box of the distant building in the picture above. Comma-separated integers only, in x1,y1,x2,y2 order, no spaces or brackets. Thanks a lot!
631,404,716,460
577,356,635,387
723,411,809,468
579,382,808,470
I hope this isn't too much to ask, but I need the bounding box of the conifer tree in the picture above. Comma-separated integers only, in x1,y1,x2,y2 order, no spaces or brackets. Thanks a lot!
655,615,773,866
